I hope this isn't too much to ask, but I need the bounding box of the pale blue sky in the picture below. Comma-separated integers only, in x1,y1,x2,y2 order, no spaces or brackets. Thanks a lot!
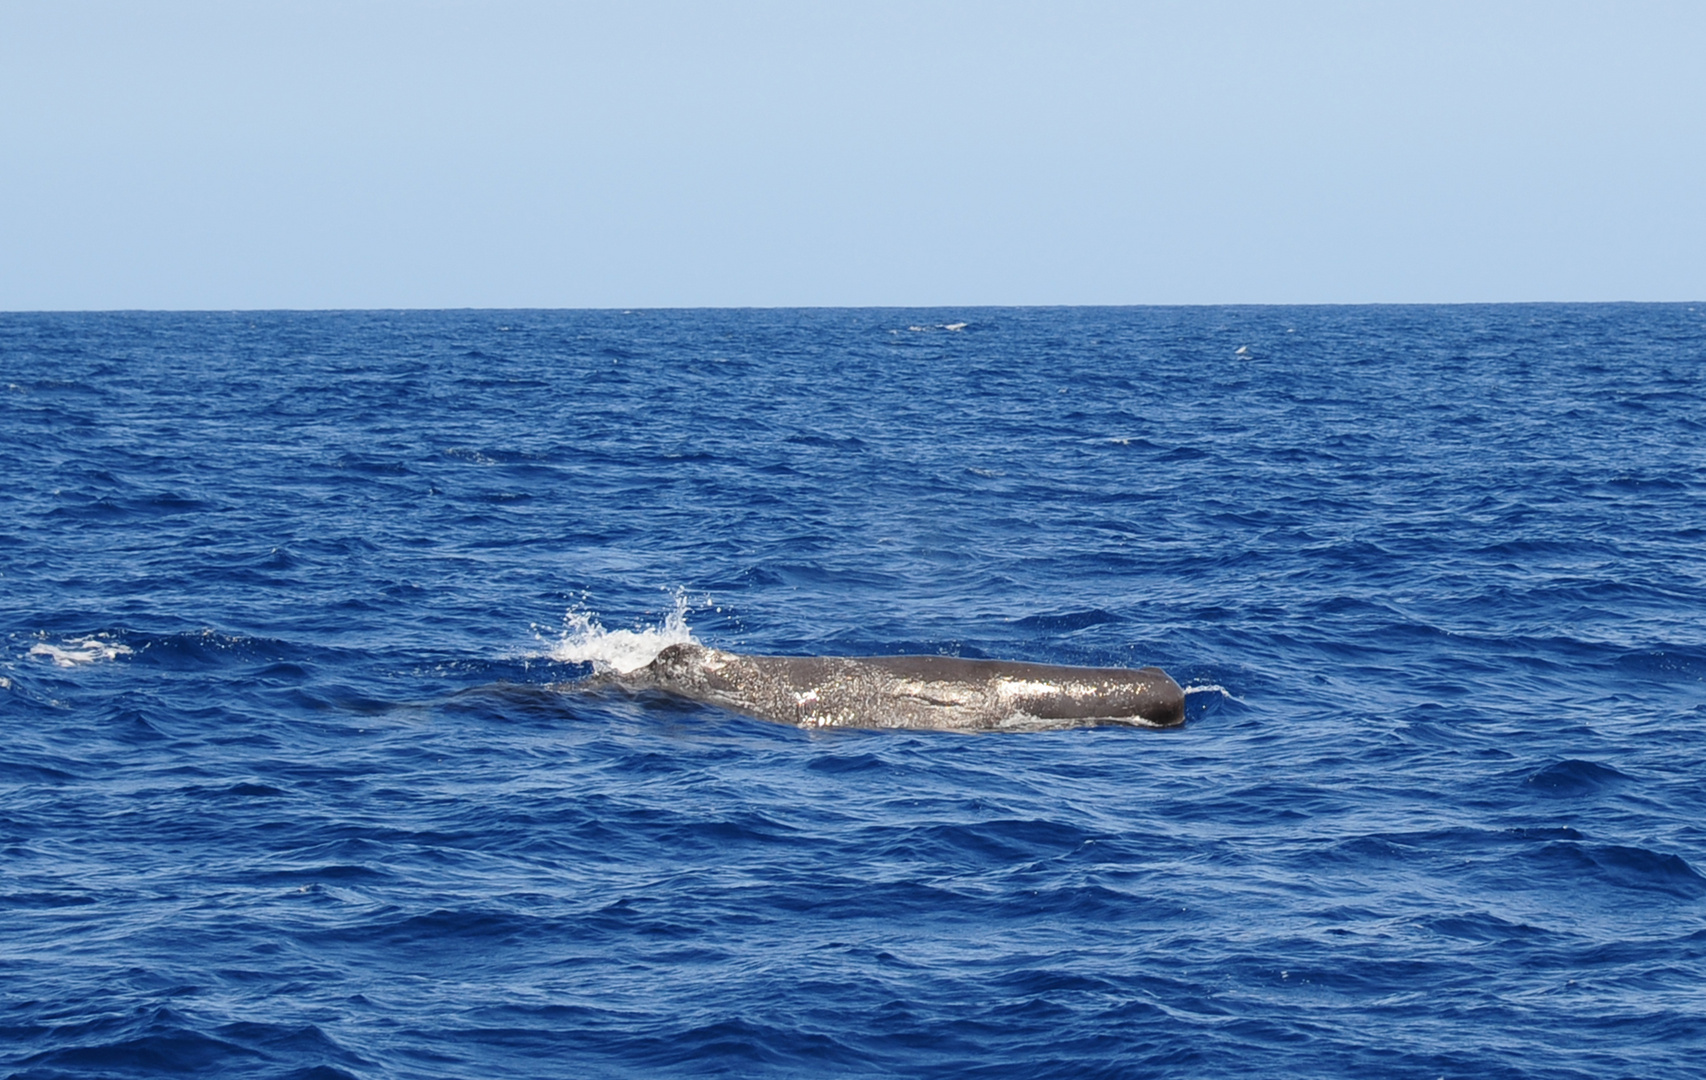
3,1,1702,309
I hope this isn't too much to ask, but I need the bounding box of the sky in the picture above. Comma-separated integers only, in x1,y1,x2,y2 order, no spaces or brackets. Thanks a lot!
2,1,1703,309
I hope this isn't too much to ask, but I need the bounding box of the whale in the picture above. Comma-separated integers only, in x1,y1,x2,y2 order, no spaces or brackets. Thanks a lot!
608,643,1185,731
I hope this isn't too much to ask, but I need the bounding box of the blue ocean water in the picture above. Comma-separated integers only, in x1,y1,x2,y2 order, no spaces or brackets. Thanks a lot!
2,305,1703,1079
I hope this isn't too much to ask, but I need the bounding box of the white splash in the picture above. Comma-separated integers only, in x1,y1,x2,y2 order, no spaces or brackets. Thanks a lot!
1183,683,1246,704
30,635,133,668
541,594,699,674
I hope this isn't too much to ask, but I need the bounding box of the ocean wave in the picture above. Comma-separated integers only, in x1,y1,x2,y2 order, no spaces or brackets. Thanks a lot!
5,306,1705,1079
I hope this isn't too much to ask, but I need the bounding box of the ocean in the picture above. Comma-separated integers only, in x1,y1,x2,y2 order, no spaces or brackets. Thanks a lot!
2,305,1703,1078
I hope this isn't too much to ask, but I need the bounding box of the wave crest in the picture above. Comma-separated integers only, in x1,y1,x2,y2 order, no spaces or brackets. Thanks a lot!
28,634,134,668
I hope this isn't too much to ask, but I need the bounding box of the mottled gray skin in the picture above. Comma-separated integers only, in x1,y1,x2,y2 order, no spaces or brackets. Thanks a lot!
618,643,1185,731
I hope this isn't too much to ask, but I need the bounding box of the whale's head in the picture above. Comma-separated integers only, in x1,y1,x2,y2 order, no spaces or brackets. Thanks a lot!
649,642,708,678
644,642,736,692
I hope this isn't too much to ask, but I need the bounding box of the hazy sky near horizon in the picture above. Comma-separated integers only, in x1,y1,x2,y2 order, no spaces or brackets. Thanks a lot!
3,1,1703,309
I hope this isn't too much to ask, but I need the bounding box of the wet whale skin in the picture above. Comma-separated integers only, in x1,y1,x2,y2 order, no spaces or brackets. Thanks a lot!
623,644,1186,731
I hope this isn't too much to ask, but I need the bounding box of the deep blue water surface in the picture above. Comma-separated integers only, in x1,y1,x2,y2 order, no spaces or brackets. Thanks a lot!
3,306,1704,1079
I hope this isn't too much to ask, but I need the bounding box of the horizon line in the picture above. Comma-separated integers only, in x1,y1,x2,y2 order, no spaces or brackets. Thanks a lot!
3,299,1701,316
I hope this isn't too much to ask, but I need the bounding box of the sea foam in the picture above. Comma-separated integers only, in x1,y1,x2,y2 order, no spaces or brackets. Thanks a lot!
29,635,133,668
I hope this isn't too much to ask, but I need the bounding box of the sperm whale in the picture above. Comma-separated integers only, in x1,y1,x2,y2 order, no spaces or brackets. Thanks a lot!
612,643,1186,731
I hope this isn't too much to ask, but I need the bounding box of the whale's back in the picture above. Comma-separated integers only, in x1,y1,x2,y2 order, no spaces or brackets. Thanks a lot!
633,645,1185,731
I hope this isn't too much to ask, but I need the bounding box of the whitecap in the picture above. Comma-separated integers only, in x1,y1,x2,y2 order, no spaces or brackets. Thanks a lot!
29,635,133,668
